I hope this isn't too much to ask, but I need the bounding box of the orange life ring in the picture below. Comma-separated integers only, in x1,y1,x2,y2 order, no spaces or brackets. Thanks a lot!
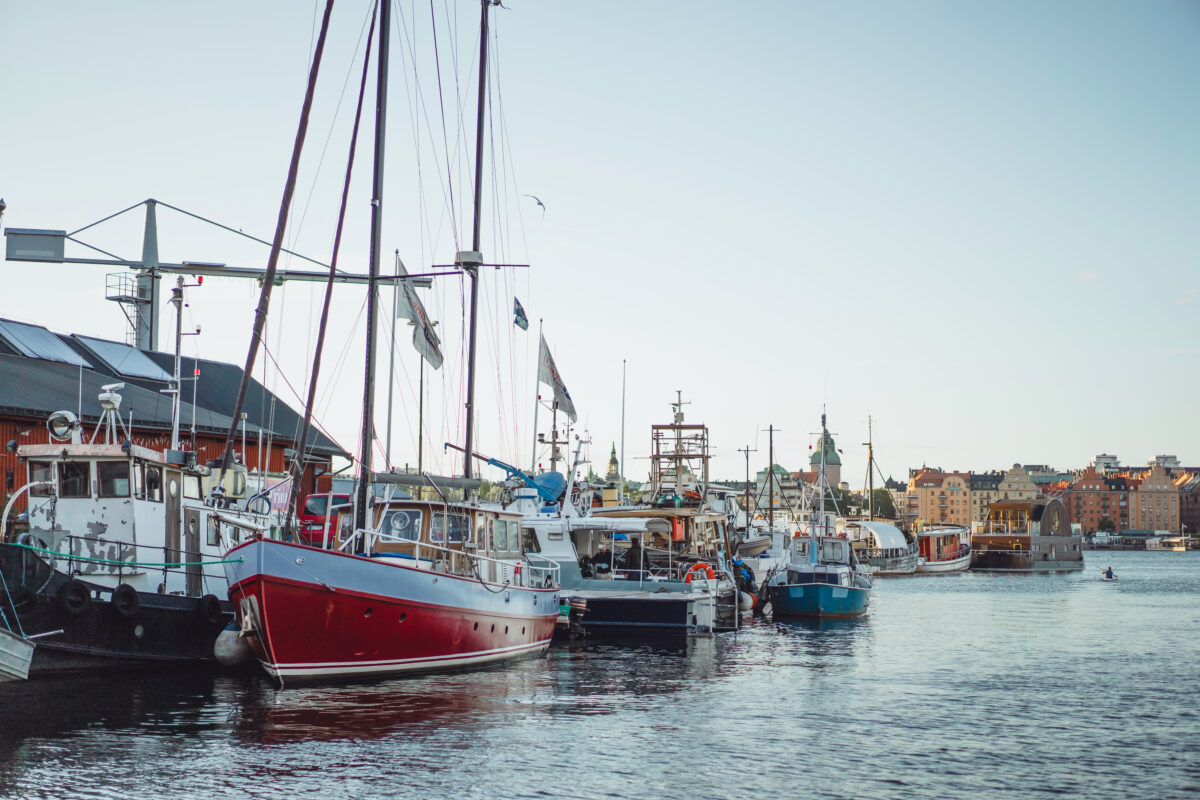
683,562,716,583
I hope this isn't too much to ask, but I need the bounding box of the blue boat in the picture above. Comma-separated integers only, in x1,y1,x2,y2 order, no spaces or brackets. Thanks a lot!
765,413,872,619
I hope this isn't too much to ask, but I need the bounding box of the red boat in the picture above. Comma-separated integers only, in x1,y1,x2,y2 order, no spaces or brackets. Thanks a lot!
224,499,559,681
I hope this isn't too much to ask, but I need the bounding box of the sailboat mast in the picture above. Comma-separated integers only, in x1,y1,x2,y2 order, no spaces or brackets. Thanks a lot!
865,415,874,521
462,0,493,481
356,0,390,533
767,424,775,531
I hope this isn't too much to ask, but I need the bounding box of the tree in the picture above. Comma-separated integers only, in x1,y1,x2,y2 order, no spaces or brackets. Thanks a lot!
1097,516,1115,533
869,488,897,519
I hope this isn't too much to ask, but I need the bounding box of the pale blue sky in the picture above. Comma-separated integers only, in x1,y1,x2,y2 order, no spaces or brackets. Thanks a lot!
1,1,1197,485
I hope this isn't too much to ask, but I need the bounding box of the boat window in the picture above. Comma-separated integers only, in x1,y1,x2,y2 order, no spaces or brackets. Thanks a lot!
820,539,845,562
522,527,540,554
304,495,329,516
208,516,220,546
144,466,163,502
134,462,145,499
505,520,522,552
486,518,498,551
98,461,131,498
430,512,470,543
59,461,90,498
183,474,202,500
29,461,53,496
381,509,422,541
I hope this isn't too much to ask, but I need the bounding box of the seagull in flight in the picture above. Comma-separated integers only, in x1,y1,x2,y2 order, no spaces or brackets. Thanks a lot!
524,194,546,218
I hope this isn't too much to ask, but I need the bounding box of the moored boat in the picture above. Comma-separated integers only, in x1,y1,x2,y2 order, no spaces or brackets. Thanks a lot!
224,496,559,681
915,524,971,573
765,413,872,618
846,520,918,575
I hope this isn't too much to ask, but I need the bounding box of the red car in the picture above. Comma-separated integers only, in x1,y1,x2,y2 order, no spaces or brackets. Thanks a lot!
296,493,352,546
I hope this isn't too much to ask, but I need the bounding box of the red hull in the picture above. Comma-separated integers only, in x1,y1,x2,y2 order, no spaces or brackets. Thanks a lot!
232,573,557,681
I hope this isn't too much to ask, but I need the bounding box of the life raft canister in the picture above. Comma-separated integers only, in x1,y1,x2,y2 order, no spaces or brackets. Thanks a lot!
683,562,716,583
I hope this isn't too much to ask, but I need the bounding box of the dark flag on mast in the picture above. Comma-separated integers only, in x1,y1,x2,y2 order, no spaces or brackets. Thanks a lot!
395,258,443,369
513,297,529,330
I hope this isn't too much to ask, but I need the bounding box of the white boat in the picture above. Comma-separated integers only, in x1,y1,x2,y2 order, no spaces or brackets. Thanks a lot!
846,520,918,575
915,525,972,573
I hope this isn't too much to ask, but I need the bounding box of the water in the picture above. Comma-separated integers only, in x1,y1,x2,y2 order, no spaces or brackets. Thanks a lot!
2,551,1197,799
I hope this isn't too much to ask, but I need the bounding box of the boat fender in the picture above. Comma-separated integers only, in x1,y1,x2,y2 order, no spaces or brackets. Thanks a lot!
213,623,253,667
738,591,754,612
58,579,91,616
197,594,225,625
684,563,715,583
111,583,139,618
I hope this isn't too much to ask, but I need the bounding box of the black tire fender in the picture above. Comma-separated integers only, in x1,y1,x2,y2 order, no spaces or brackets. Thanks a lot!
111,583,139,618
58,579,91,616
197,593,224,625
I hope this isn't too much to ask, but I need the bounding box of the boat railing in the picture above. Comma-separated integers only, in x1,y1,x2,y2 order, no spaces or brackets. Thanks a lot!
860,547,918,561
11,529,232,595
348,528,559,589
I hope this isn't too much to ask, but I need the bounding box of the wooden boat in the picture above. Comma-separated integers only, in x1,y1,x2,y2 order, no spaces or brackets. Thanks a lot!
0,626,34,682
915,525,972,573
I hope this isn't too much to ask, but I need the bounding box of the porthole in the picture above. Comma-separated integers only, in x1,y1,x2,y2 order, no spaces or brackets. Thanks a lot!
398,612,407,622
473,622,478,630
168,479,179,498
490,624,495,633
504,625,509,634
364,607,373,618
522,626,526,635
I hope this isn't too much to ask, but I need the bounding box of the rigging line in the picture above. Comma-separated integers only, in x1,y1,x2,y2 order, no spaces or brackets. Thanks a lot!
375,300,425,472
155,201,333,271
256,334,350,462
428,0,461,247
216,0,337,486
289,0,381,523
66,199,148,237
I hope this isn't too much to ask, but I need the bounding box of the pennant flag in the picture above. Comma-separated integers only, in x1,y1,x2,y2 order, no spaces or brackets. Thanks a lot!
394,259,443,369
513,297,529,330
538,334,577,422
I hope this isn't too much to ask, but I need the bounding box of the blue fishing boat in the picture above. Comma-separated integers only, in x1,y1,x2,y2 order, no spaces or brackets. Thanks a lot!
765,413,871,619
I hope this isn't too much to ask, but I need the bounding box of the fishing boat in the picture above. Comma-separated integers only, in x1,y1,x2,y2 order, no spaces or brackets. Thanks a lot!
496,398,743,636
0,385,273,673
221,0,560,681
765,414,872,618
914,524,971,573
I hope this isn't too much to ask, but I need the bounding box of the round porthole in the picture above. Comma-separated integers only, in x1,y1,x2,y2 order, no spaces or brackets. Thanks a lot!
168,479,179,498
398,613,407,622
364,607,373,618
133,624,145,639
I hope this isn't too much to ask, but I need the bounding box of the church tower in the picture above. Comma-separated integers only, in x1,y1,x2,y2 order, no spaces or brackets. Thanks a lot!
605,443,620,483
810,419,842,487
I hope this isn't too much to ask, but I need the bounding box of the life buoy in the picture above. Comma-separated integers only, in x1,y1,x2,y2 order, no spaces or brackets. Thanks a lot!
111,583,139,619
197,594,225,625
683,562,716,583
58,579,91,616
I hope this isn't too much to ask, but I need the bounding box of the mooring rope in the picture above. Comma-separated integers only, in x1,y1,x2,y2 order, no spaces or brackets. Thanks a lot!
8,542,243,569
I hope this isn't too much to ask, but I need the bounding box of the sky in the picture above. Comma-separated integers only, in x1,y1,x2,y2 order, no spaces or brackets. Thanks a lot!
1,1,1197,488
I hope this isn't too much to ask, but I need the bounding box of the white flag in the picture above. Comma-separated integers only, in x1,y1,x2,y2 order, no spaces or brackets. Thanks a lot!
538,334,577,422
395,259,443,369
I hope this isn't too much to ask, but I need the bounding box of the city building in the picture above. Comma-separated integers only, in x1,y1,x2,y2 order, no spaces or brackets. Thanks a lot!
907,468,972,528
1092,454,1121,473
1176,472,1200,535
1147,454,1182,469
969,471,1003,528
1125,464,1180,533
754,464,803,519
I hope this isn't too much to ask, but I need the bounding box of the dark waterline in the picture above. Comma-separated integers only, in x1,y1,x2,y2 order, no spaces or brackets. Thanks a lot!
2,551,1197,799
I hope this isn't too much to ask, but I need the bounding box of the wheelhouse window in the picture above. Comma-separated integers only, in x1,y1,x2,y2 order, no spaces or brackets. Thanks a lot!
98,462,131,498
183,474,202,500
430,512,470,543
522,527,540,554
381,509,422,541
207,516,220,546
58,462,90,498
506,520,522,552
29,461,53,496
304,495,329,516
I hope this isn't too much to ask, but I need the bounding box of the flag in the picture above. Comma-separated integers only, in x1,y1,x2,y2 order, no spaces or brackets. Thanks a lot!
394,259,443,369
513,297,529,330
538,333,577,422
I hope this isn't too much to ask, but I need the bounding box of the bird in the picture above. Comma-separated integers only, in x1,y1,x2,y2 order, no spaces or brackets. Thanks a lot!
524,194,546,218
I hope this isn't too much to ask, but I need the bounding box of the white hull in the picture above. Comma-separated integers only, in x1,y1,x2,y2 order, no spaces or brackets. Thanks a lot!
916,551,972,573
0,629,34,682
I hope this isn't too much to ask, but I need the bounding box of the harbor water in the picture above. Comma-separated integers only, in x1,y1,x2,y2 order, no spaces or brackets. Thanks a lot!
2,551,1196,799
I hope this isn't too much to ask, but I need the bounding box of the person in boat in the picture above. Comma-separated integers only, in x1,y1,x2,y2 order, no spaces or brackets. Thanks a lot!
1103,566,1115,580
592,545,614,574
621,539,645,573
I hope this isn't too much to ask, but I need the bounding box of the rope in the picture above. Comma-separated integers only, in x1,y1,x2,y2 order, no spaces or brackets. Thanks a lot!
0,568,26,638
10,542,244,569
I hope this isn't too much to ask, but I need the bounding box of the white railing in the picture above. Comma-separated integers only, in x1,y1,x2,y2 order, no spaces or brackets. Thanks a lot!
344,527,561,589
